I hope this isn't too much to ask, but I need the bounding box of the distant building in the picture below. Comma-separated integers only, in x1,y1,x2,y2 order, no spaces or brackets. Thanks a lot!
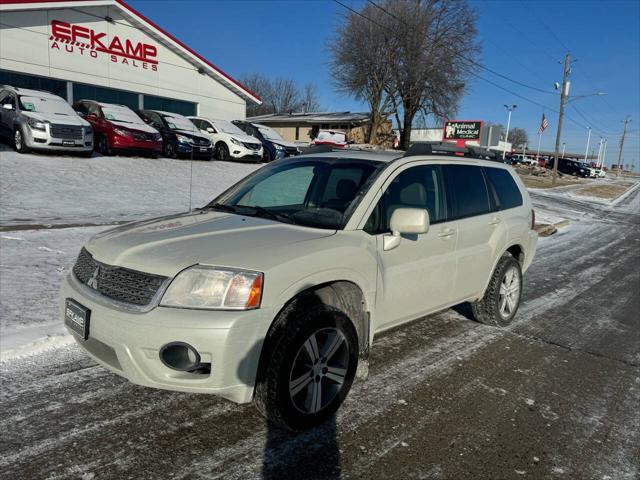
247,112,392,145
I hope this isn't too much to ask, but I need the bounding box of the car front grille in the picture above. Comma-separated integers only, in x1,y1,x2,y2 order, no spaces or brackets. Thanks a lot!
192,137,211,147
242,141,261,150
50,124,83,140
133,131,158,141
72,248,167,307
285,146,299,155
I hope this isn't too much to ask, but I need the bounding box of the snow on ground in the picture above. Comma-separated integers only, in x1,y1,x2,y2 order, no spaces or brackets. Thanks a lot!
0,227,104,360
0,144,260,226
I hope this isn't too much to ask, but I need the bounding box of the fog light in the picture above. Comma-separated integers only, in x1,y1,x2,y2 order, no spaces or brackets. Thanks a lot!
159,342,201,371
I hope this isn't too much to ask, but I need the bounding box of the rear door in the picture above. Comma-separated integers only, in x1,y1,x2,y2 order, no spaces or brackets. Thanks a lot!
444,164,506,301
0,91,16,138
364,163,458,329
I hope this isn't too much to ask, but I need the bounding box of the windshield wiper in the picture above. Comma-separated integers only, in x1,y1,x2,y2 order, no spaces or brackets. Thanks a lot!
201,203,236,213
237,205,296,225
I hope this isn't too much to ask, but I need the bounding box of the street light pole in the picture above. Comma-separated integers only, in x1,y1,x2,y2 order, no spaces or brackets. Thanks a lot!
596,138,603,167
601,138,608,169
502,104,517,160
616,116,631,176
552,52,572,186
584,127,592,163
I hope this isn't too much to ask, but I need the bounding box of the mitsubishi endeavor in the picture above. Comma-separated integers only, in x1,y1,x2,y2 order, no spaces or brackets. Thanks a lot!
61,143,537,431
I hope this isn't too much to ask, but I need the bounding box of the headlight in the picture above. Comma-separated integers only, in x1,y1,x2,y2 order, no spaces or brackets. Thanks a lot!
114,127,131,138
27,118,47,131
83,126,92,135
160,266,263,310
153,133,162,141
230,137,242,146
273,143,285,150
176,134,193,144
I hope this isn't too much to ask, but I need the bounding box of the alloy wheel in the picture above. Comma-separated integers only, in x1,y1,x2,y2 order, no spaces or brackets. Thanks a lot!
498,266,521,319
14,130,23,151
289,327,349,414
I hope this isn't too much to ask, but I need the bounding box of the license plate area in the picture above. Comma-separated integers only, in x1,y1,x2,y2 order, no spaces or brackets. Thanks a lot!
62,140,75,146
199,147,207,152
65,298,90,340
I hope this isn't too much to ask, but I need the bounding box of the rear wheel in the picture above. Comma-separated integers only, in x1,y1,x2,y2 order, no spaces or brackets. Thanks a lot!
254,306,358,431
14,128,30,153
471,254,522,327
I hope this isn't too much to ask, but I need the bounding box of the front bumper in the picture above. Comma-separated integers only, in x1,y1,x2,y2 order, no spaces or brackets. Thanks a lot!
229,143,263,161
176,142,213,157
60,274,273,403
111,135,162,153
24,125,93,152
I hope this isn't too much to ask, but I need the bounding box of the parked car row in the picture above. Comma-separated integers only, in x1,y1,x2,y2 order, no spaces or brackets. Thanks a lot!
0,85,301,163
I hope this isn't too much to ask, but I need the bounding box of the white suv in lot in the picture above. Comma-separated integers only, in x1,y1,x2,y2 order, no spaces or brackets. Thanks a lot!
188,116,263,162
61,144,537,430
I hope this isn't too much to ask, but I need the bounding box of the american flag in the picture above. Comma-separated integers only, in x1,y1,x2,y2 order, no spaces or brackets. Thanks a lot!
538,113,548,134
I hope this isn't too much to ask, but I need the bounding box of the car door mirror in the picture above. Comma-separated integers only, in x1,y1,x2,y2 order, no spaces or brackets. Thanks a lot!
383,208,430,251
2,103,13,111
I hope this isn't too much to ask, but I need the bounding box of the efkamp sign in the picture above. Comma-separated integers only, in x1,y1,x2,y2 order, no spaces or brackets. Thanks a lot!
443,121,483,141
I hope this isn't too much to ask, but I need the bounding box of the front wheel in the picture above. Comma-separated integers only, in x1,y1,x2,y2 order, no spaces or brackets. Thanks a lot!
163,142,177,159
254,306,358,431
97,135,112,156
14,128,30,153
214,142,229,161
471,254,522,326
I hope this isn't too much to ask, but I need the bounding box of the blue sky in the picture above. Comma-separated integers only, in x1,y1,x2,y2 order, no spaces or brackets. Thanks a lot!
128,0,639,167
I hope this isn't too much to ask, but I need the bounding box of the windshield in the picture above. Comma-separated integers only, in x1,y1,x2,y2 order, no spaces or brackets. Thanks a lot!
257,125,285,142
214,120,245,135
162,114,196,131
19,96,77,116
103,107,146,125
207,159,382,229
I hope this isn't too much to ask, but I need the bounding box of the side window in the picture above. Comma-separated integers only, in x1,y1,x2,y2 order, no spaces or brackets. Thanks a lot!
0,91,10,106
443,165,491,219
88,103,101,117
74,103,88,115
364,165,446,234
1,92,16,109
144,112,163,129
483,167,523,210
190,118,203,129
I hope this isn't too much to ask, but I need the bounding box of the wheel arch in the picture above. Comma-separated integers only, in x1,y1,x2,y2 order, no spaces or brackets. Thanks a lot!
476,243,525,300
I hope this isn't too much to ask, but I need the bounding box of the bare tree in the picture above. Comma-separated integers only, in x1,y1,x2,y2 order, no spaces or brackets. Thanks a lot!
331,0,479,149
507,127,529,149
330,4,395,144
238,74,322,117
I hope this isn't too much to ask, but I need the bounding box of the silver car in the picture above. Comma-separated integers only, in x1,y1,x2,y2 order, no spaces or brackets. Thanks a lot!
0,85,93,156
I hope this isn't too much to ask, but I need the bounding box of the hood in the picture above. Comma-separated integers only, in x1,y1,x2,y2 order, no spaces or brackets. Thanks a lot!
111,119,158,134
23,111,89,127
86,210,335,276
271,139,298,149
226,133,263,145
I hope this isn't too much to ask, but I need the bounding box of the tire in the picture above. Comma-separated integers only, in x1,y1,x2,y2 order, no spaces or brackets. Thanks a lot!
471,254,522,327
214,142,229,161
254,305,358,431
97,135,112,156
14,128,30,153
163,142,177,159
262,148,273,163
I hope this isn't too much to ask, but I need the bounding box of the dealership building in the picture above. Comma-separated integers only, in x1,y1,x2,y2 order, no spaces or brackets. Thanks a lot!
0,0,261,118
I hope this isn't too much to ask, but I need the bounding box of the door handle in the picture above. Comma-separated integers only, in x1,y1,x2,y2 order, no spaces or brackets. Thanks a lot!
437,228,455,238
488,217,502,226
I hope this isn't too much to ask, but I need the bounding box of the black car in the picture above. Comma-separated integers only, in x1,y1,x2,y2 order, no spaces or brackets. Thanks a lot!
137,109,212,159
232,120,300,162
546,157,591,177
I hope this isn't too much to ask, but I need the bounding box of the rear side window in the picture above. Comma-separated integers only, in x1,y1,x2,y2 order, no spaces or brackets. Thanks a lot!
484,167,523,210
443,165,491,219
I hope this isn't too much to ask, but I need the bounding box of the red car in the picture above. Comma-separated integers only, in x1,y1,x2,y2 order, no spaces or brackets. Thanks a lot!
73,100,162,157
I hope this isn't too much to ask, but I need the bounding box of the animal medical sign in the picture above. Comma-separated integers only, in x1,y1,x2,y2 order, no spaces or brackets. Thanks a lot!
443,121,482,141
49,20,158,71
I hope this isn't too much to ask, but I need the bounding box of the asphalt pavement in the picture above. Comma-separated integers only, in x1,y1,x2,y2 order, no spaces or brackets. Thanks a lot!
1,187,638,480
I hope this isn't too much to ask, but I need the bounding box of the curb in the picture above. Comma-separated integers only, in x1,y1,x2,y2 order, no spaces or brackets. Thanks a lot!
535,218,570,237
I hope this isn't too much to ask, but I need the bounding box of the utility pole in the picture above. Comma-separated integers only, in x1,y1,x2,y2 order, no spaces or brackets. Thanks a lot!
596,138,603,167
584,127,592,163
616,116,631,176
601,139,608,170
552,52,572,186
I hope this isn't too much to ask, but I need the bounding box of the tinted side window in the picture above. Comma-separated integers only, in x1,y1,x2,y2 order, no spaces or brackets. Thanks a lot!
190,118,203,129
484,167,523,210
364,165,446,234
443,165,491,219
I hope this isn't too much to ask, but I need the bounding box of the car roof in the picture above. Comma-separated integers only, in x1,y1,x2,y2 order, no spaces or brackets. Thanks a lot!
148,110,186,117
2,86,62,99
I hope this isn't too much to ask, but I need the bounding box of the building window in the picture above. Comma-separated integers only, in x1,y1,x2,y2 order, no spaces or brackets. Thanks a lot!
73,83,138,109
143,95,196,116
0,69,67,100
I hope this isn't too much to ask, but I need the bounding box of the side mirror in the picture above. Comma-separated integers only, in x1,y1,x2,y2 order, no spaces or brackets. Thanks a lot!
2,103,13,111
383,208,430,251
206,127,214,133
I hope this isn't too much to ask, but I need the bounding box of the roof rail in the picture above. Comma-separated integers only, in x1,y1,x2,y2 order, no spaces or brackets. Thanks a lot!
403,142,504,163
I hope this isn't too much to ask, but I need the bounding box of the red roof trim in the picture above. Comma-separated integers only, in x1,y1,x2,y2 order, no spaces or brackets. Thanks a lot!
0,0,262,103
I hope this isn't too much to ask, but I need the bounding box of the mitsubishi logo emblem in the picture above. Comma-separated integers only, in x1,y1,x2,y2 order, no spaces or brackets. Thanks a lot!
87,266,99,289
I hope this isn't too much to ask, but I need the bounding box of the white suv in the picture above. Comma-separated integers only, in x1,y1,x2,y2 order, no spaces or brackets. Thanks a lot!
188,116,263,162
61,144,537,431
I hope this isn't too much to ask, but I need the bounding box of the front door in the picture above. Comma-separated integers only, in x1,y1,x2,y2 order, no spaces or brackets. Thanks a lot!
364,164,458,329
